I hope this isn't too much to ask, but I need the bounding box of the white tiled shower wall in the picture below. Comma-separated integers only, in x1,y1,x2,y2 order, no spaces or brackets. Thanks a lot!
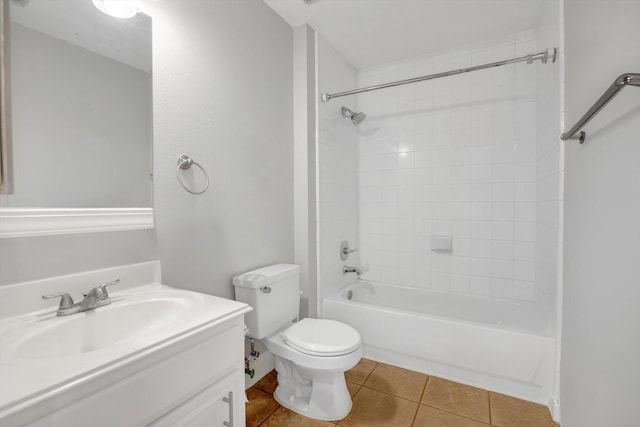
356,30,559,309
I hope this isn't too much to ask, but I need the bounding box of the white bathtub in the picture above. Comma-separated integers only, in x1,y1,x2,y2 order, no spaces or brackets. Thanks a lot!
323,280,555,405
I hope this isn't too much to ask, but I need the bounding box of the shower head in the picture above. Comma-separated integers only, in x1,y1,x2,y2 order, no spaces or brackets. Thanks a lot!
351,111,367,125
341,106,367,126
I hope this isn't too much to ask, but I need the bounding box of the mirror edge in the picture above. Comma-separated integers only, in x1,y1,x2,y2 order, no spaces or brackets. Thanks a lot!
0,207,155,238
0,0,13,195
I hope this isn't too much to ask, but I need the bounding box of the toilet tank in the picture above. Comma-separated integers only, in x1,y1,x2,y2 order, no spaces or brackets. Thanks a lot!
232,264,300,340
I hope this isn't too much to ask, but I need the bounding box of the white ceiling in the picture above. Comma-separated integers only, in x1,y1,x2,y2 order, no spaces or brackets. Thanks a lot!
264,0,549,69
10,0,151,72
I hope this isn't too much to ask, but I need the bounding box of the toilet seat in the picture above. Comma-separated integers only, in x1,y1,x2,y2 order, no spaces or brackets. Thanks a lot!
283,318,361,357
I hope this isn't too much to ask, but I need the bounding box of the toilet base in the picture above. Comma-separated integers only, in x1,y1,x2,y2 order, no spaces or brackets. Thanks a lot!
272,355,353,421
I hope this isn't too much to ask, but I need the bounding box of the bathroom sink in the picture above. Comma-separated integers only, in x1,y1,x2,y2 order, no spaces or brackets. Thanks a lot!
0,262,253,426
13,297,190,358
0,282,251,415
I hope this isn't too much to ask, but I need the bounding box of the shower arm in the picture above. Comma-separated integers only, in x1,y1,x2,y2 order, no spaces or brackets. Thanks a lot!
321,48,557,102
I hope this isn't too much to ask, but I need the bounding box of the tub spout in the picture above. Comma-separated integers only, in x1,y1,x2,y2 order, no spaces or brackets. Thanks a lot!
343,265,361,275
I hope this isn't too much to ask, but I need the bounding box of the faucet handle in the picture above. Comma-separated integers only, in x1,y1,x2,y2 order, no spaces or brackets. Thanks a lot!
340,240,358,260
42,293,74,310
97,279,120,298
83,279,120,299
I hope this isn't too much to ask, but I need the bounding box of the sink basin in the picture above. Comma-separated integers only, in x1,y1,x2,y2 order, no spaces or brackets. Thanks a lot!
14,297,190,358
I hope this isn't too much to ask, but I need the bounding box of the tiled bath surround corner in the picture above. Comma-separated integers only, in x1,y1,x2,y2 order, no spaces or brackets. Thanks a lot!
316,34,360,303
355,30,560,319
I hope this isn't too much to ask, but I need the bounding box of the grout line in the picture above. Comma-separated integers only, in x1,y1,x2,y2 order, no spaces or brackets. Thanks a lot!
419,375,430,403
421,402,491,426
256,403,281,427
362,360,379,385
352,385,422,426
410,376,429,426
359,384,424,403
350,382,363,399
253,370,276,395
349,365,377,387
488,390,493,425
409,403,420,426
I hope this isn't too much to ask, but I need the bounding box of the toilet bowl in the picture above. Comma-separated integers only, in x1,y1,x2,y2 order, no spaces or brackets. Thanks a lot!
232,264,362,421
264,318,362,420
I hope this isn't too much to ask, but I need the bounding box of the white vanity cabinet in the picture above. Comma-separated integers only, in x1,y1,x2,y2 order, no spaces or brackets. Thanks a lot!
0,262,252,427
11,316,247,427
28,323,246,427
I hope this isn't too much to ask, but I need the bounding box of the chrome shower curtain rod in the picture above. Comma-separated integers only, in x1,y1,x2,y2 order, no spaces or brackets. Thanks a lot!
321,48,557,102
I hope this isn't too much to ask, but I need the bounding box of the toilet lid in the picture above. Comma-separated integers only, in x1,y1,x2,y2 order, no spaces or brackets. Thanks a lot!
284,318,360,356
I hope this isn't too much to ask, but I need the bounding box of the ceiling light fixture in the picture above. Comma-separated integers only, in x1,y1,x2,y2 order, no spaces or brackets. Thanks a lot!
92,0,138,19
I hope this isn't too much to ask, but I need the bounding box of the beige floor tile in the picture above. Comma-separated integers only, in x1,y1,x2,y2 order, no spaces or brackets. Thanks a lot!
337,386,419,427
245,386,279,427
347,381,361,398
364,362,429,401
421,377,489,423
261,406,335,427
490,392,557,427
255,369,278,395
413,405,490,427
345,358,378,385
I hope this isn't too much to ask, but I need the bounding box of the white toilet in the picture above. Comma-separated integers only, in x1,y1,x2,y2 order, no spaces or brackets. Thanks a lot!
233,264,362,421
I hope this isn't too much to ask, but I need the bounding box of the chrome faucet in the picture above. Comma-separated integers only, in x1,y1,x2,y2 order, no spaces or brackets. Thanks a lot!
42,279,120,316
343,266,361,275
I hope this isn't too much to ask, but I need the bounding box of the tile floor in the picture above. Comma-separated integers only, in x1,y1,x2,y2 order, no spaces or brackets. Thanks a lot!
246,358,560,427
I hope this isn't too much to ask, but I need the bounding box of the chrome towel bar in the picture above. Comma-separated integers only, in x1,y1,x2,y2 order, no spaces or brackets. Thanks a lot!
561,73,640,144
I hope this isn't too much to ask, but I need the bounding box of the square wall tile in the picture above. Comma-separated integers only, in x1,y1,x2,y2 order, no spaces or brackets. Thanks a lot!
470,257,492,276
514,260,535,281
492,259,514,279
353,30,552,307
491,278,513,298
470,276,491,295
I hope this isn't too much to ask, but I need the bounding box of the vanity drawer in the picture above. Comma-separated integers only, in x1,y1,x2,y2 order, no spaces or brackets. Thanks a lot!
23,323,244,427
149,371,244,427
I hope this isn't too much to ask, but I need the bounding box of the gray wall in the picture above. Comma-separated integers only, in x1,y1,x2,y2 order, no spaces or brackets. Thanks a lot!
1,0,294,294
0,230,157,286
561,1,640,426
148,0,294,299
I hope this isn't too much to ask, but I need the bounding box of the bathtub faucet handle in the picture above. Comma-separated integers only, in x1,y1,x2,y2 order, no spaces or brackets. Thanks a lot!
340,240,358,261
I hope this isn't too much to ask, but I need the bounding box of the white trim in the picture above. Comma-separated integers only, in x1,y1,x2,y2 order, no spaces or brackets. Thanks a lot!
549,395,561,422
0,207,154,238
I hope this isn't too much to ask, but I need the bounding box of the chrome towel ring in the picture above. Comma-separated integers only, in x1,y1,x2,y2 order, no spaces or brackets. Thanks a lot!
176,154,209,195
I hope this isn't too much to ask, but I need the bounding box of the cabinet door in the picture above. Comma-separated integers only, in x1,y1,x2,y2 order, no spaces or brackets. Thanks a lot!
150,372,243,427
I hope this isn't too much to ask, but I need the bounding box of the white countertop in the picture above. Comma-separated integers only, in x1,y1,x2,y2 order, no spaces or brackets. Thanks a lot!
0,282,251,418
